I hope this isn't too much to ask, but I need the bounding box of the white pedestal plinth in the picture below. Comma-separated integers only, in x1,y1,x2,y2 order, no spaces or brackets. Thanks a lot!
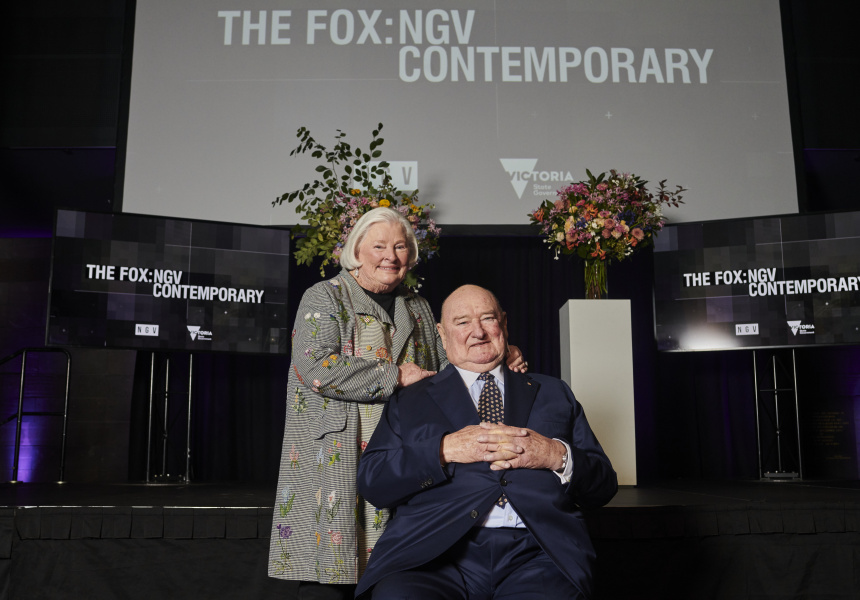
559,300,637,485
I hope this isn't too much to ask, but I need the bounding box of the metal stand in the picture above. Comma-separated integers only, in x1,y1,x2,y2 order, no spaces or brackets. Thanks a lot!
0,347,71,483
145,352,194,484
753,349,803,480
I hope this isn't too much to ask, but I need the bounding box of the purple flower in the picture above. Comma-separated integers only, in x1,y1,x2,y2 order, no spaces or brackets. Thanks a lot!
277,524,293,539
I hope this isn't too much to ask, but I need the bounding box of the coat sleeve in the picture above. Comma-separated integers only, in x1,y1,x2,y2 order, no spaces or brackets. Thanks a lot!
356,386,451,508
290,280,399,403
436,331,449,369
406,293,449,371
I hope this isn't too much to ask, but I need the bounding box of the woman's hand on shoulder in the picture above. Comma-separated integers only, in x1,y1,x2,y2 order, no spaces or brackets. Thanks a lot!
506,345,528,373
397,363,437,388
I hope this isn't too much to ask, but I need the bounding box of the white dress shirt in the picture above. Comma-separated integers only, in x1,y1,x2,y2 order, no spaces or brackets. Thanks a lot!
452,365,573,528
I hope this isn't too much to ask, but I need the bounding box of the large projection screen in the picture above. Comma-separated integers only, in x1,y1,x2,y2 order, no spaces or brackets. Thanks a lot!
123,0,797,226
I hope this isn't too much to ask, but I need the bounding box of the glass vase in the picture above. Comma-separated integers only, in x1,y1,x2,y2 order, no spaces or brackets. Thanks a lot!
584,259,607,300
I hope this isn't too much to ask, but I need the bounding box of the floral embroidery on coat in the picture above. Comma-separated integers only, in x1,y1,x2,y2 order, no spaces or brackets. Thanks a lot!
268,271,446,584
272,485,296,575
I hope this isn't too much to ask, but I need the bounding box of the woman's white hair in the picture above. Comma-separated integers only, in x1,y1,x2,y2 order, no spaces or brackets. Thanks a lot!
340,206,419,271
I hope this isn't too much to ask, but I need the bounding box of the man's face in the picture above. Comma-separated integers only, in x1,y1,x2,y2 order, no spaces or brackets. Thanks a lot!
437,286,508,372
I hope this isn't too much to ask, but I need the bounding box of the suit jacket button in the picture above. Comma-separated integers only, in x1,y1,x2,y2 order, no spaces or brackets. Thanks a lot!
500,479,508,486
470,510,478,519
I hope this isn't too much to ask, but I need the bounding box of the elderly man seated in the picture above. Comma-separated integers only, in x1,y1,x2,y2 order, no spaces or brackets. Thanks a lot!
356,284,617,600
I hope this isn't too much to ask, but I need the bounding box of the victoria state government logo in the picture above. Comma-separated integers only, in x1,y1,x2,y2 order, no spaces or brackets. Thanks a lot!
187,326,212,341
499,159,574,199
787,320,815,336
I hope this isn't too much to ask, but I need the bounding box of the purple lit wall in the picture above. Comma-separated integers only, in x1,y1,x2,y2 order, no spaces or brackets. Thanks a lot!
0,239,54,481
0,238,135,483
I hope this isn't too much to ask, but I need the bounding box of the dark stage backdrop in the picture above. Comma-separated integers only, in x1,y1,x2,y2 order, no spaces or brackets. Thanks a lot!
4,233,856,484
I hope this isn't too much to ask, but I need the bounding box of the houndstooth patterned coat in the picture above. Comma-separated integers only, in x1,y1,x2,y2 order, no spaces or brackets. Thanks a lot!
268,270,446,584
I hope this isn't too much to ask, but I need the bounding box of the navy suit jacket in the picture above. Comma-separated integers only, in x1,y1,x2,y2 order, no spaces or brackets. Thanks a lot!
355,364,617,598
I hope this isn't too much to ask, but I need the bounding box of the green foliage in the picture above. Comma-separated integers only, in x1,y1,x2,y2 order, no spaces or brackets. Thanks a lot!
273,123,440,288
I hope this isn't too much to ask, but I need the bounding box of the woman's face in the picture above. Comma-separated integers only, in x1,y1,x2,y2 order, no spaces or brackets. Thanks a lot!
354,221,410,294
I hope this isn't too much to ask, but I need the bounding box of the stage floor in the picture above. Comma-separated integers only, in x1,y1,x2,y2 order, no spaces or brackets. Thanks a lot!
2,477,859,509
3,479,860,599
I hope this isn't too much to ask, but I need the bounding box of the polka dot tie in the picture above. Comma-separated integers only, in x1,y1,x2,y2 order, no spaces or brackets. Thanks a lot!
477,372,508,507
477,372,503,424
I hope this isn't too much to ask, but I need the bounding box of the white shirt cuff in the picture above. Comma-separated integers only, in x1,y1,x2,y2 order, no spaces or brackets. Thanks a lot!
553,438,573,483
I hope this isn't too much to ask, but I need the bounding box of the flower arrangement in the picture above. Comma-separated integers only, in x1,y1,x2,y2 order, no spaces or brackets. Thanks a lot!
529,169,685,298
273,123,440,289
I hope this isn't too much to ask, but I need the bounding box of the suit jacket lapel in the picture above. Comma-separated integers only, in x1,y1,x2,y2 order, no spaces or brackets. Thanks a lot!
427,365,481,430
503,367,539,428
427,365,539,430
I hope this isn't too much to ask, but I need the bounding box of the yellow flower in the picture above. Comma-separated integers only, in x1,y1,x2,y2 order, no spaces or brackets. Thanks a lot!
315,531,321,546
379,199,391,207
350,188,361,196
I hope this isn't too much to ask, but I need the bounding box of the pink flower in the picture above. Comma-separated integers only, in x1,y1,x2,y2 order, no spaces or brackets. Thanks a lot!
329,530,343,545
631,228,645,241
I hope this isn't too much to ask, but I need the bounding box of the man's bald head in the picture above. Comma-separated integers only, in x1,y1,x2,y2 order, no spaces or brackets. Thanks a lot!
437,285,508,372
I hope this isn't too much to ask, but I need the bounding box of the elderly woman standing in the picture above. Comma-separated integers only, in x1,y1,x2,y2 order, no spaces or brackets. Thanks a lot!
268,207,522,599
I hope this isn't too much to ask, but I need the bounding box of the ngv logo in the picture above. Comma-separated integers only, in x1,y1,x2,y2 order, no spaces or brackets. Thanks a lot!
499,159,574,199
735,323,758,336
368,161,418,191
135,324,159,337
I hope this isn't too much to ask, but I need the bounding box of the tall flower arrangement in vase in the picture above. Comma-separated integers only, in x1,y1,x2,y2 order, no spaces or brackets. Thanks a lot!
272,123,440,289
529,169,685,299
